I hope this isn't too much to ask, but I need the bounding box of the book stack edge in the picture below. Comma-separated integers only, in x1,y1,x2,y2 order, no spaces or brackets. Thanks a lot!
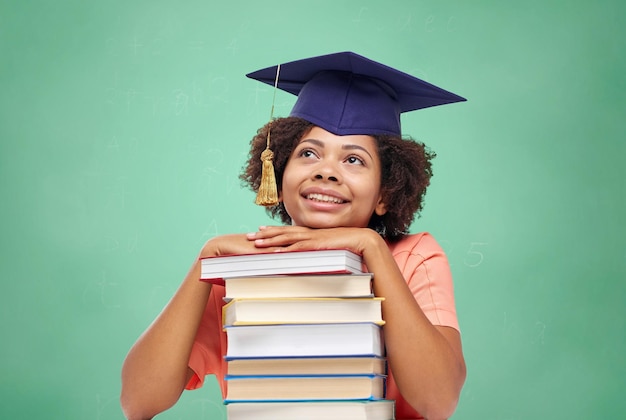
200,249,395,419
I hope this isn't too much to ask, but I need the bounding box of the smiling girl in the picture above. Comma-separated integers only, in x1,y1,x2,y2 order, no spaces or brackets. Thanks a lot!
121,52,467,420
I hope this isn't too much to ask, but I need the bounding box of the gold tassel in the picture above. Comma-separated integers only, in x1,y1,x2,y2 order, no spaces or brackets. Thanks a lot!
255,143,278,206
255,63,281,207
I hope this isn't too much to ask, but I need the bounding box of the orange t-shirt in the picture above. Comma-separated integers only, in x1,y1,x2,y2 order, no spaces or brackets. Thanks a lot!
186,232,460,420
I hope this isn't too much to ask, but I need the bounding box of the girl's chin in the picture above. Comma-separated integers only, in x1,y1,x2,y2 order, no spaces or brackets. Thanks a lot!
292,216,338,228
293,218,358,230
289,210,369,229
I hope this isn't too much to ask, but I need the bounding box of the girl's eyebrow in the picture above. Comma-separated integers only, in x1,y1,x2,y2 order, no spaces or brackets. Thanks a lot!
299,138,375,160
342,144,374,160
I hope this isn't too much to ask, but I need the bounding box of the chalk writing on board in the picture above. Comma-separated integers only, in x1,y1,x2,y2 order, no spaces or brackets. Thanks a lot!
105,236,120,252
105,81,225,116
107,135,120,151
208,76,231,104
464,242,488,268
203,148,225,168
202,219,220,240
129,35,143,57
502,311,519,340
173,89,189,115
436,239,488,269
97,271,120,309
104,232,138,254
399,14,414,32
129,136,139,152
145,93,165,115
352,8,368,23
447,16,459,32
188,40,207,52
82,271,120,309
192,80,206,107
105,85,117,106
124,88,139,113
238,224,254,234
190,397,227,419
425,15,436,33
424,15,459,33
95,393,119,420
225,175,240,196
127,231,139,253
197,149,226,198
251,83,269,107
226,38,239,55
106,32,173,58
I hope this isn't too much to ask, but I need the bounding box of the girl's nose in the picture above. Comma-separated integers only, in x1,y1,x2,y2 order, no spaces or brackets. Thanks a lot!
313,156,342,183
314,173,339,182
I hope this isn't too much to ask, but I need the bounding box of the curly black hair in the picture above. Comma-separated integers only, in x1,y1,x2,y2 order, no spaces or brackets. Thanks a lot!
240,117,435,242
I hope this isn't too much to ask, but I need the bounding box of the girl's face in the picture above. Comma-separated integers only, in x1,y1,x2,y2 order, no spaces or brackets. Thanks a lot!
280,126,387,229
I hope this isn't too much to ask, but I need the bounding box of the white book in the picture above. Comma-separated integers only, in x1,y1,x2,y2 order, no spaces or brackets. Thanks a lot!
224,374,386,402
200,249,363,281
226,355,387,376
225,323,385,358
226,400,395,420
223,297,384,326
222,273,374,299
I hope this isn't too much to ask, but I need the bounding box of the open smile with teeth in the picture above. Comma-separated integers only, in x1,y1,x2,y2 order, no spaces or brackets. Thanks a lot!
305,193,346,204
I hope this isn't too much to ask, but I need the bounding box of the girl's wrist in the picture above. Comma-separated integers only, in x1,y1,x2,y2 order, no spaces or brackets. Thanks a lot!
360,228,388,259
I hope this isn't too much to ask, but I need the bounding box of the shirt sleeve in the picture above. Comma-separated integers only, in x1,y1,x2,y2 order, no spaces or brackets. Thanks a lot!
390,232,460,331
185,285,228,397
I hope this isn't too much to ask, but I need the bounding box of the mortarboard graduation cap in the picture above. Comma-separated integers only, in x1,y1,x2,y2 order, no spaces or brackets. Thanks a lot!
246,51,466,137
246,51,466,206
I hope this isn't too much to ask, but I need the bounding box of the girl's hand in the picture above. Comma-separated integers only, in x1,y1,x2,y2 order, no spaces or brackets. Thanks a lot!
246,225,381,256
199,232,284,258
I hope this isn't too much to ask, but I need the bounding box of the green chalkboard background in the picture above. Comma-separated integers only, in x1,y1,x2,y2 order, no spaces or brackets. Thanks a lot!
1,0,624,418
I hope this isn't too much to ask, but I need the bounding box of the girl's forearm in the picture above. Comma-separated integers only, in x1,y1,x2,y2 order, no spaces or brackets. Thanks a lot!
120,261,212,420
362,234,465,419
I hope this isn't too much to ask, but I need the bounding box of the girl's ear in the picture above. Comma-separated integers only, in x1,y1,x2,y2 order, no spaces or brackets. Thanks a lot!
374,197,387,216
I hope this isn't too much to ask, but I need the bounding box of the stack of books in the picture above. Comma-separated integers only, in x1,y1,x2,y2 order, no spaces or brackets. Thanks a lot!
200,249,395,419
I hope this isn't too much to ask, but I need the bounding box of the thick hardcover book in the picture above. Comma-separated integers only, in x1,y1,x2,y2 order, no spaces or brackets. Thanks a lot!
222,297,384,326
222,273,374,299
225,323,385,358
226,399,395,420
224,374,386,402
199,249,363,281
226,355,387,376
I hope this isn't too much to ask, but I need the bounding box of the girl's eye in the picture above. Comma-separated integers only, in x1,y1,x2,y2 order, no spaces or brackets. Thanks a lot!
299,149,317,159
346,155,365,165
